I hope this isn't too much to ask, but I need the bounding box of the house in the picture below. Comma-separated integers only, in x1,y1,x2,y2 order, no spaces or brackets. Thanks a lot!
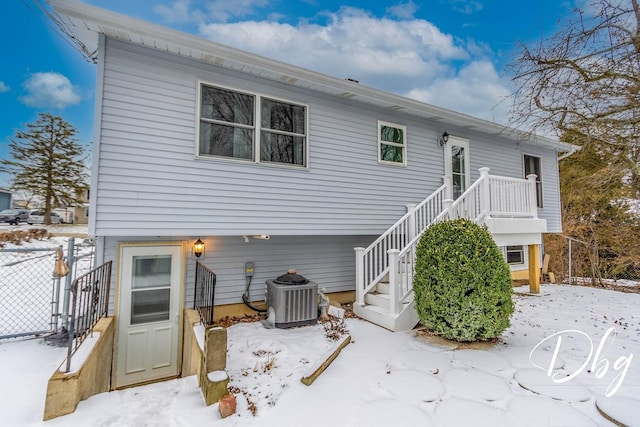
0,188,11,211
55,187,90,224
52,0,576,389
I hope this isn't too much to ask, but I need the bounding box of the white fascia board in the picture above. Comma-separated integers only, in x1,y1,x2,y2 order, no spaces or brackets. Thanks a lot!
51,0,575,153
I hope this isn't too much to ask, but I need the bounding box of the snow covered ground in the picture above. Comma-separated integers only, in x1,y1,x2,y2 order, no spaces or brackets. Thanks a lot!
1,283,638,426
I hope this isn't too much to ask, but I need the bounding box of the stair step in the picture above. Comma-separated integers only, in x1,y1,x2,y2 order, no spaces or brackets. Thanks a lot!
376,281,390,294
364,292,389,309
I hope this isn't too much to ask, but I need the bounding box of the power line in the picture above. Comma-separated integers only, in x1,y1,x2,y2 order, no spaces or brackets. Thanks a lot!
23,0,97,64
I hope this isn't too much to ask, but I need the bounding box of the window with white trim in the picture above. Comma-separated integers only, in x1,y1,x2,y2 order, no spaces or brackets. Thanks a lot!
260,97,306,166
198,83,307,167
199,85,255,160
506,245,524,265
378,121,407,166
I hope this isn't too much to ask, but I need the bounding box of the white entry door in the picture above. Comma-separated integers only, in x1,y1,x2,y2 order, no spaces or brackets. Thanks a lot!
444,136,470,199
115,244,183,388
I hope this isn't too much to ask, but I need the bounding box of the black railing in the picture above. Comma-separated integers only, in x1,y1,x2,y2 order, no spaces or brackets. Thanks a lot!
65,261,112,373
194,261,217,326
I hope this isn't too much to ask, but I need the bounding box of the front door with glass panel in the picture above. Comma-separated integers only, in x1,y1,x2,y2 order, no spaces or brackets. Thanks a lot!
115,244,183,388
444,136,470,199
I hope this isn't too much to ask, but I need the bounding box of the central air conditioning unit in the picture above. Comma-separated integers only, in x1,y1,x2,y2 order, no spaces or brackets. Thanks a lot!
266,270,318,328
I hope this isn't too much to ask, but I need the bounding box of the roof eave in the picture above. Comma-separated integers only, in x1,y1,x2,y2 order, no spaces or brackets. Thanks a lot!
51,0,573,152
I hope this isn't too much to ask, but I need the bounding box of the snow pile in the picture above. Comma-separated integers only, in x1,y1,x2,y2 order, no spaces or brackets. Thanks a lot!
0,283,638,426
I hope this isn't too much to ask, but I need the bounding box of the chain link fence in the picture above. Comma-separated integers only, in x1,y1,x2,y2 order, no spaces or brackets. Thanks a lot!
545,234,640,292
0,236,95,339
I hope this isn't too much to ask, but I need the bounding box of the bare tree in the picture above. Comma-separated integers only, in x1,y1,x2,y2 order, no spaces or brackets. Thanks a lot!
508,0,640,194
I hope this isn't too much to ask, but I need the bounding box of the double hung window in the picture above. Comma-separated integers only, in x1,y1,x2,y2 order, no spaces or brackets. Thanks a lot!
378,121,407,166
198,83,307,167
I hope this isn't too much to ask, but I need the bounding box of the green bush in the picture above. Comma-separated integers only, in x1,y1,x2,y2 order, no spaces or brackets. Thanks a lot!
413,218,514,342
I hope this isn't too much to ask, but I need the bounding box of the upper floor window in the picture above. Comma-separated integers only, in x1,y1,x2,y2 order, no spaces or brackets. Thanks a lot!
261,98,306,166
199,85,255,161
198,83,307,167
378,121,407,166
524,154,543,208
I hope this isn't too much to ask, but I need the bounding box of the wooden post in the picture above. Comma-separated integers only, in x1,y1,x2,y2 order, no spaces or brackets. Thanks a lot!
528,244,540,293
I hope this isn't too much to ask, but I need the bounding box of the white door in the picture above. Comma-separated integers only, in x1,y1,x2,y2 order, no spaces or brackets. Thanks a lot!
115,244,183,388
444,136,470,199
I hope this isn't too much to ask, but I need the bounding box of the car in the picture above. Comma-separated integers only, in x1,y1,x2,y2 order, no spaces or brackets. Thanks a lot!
0,209,31,225
27,211,62,225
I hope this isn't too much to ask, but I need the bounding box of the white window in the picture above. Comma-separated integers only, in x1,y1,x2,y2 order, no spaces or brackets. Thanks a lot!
378,121,407,166
198,83,307,167
260,97,306,166
506,245,525,265
524,154,543,208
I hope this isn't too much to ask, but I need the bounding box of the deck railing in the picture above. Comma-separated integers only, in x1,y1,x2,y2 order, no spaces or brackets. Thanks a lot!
358,167,538,317
194,261,217,327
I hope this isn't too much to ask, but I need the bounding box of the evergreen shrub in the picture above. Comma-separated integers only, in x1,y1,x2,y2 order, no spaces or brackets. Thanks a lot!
413,218,514,342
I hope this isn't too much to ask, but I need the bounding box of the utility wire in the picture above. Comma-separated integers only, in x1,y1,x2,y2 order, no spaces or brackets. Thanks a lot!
23,0,98,63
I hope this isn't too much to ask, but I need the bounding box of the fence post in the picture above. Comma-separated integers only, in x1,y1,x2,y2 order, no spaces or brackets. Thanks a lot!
61,237,75,330
568,238,572,285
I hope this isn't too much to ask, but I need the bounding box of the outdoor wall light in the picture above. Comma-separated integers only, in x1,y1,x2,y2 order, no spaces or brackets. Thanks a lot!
438,131,450,147
193,238,205,258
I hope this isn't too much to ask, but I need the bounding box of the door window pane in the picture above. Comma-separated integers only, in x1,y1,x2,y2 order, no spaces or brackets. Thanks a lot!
131,289,170,324
452,145,466,199
132,255,171,289
131,255,172,324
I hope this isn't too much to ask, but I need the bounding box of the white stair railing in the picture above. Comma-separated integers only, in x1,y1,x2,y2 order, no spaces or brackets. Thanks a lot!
357,168,538,317
354,184,447,306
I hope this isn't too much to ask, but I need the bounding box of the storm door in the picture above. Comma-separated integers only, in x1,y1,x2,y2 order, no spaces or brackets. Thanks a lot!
444,136,470,199
115,244,183,388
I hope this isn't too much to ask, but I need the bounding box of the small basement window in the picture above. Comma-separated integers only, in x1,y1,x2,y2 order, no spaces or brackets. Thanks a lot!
506,245,525,265
378,121,407,166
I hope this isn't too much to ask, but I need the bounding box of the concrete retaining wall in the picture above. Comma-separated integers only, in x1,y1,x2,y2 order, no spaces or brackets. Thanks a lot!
43,317,114,421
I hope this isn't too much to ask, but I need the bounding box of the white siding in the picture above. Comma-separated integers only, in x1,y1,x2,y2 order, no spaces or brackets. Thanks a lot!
94,38,564,236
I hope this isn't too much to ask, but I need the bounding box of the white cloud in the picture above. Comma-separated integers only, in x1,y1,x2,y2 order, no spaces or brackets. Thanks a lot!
0,81,8,93
407,61,511,122
154,0,270,23
19,72,82,109
197,7,511,122
386,1,419,19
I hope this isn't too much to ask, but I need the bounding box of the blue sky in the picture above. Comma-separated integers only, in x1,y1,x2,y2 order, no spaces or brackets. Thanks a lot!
1,0,583,187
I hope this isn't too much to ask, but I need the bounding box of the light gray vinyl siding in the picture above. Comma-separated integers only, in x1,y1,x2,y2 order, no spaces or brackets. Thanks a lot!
94,38,563,236
102,235,374,311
